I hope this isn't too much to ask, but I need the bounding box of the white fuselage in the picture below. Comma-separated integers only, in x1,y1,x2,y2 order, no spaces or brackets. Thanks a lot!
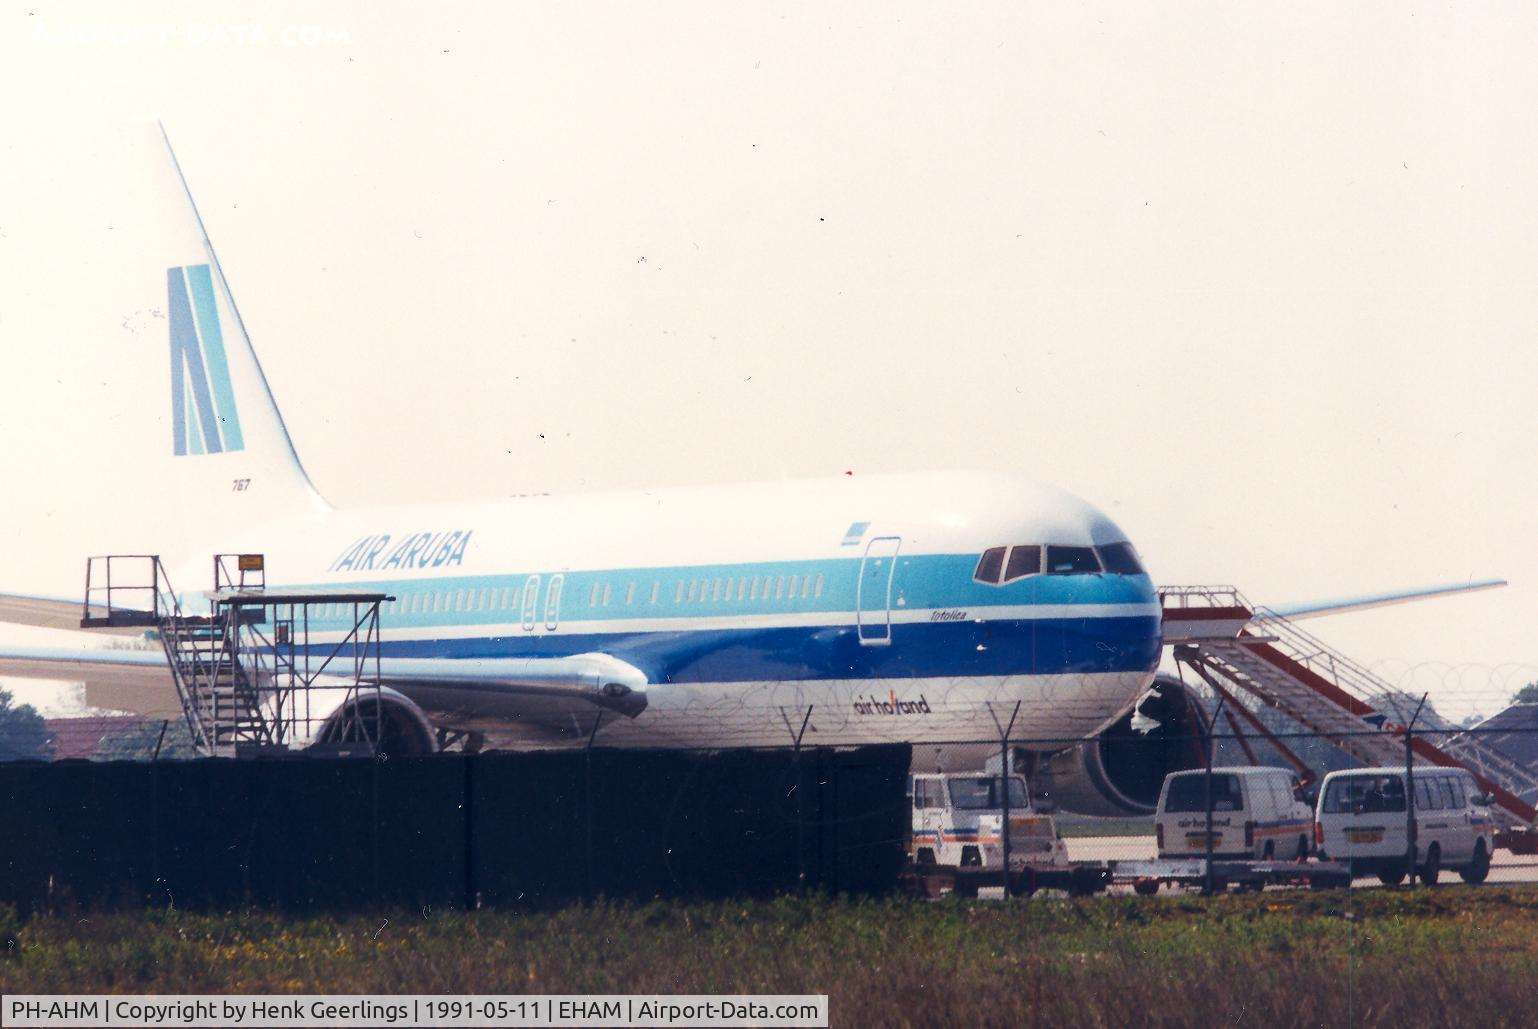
171,470,1164,750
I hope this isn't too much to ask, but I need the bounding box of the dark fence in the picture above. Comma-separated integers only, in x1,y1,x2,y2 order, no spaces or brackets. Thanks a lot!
0,745,911,914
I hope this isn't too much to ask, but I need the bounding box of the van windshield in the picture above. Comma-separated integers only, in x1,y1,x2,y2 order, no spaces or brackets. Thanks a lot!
1164,774,1244,813
1323,775,1406,814
947,777,1028,810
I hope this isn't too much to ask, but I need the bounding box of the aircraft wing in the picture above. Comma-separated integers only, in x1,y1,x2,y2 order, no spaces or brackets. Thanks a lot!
0,591,145,635
1258,578,1507,620
0,642,183,716
0,636,650,728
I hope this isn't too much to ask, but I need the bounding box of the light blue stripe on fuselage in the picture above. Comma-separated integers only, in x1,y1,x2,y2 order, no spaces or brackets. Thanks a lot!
294,554,1154,626
266,554,1161,683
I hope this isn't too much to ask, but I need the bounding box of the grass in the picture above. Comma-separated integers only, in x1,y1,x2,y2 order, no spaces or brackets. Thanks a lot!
5,888,1538,1027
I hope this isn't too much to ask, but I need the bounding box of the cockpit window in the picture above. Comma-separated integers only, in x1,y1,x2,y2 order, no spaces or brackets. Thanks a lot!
973,547,1006,584
1004,545,1041,581
1045,545,1100,574
1097,542,1144,575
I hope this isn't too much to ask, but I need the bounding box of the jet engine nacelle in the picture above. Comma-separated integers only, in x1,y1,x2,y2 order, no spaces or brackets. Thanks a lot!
308,684,439,757
1031,674,1211,816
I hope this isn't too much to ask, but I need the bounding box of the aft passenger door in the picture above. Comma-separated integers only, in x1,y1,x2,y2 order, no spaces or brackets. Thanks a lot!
857,536,902,645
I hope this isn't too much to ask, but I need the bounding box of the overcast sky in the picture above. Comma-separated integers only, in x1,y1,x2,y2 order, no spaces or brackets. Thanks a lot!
2,2,1534,720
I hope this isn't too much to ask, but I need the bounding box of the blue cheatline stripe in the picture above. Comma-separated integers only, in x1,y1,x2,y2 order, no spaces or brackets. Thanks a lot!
166,266,224,455
185,264,244,451
285,615,1163,684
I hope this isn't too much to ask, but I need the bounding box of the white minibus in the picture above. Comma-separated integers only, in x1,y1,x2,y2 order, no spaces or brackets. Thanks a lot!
1314,766,1495,885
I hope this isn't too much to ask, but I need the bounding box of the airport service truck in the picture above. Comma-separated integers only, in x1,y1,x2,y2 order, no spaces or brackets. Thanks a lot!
906,772,1107,896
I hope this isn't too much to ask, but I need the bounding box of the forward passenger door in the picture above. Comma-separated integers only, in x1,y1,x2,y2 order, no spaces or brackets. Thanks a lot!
857,536,902,645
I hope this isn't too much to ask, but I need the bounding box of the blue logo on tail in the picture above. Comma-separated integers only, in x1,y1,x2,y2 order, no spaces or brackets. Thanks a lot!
168,264,244,455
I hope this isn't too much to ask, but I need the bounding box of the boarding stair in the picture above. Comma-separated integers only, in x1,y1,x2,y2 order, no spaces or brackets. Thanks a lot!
83,554,392,757
1161,586,1538,829
83,555,273,755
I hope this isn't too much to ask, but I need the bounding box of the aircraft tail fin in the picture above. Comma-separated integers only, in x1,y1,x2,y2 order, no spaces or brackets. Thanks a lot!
152,123,329,523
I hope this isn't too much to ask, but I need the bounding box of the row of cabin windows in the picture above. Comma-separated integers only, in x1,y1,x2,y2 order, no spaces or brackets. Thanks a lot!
309,572,829,620
668,572,824,606
316,587,520,619
972,541,1145,586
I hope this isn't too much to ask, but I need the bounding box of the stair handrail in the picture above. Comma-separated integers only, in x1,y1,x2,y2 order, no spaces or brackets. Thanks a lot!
1235,602,1538,816
142,558,215,752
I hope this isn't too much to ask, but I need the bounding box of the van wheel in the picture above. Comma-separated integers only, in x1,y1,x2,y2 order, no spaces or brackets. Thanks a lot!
1378,868,1406,887
916,848,937,867
1419,844,1441,886
1133,880,1160,896
1459,840,1490,885
1296,837,1310,861
1262,841,1274,861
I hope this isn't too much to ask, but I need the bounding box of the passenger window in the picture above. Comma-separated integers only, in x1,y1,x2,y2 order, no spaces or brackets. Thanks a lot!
713,578,723,602
626,582,636,605
1003,545,1041,582
589,583,600,607
737,576,748,600
915,780,937,809
974,547,1006,585
649,581,659,604
1045,545,1101,574
750,576,760,600
802,575,812,599
601,583,611,606
814,573,824,598
687,581,698,602
776,576,785,599
1416,779,1441,810
788,575,800,598
675,581,685,603
1097,541,1145,575
1441,778,1462,809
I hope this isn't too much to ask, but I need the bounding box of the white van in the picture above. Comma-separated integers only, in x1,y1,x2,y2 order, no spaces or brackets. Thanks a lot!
909,772,1070,871
1155,766,1314,861
1314,766,1495,885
